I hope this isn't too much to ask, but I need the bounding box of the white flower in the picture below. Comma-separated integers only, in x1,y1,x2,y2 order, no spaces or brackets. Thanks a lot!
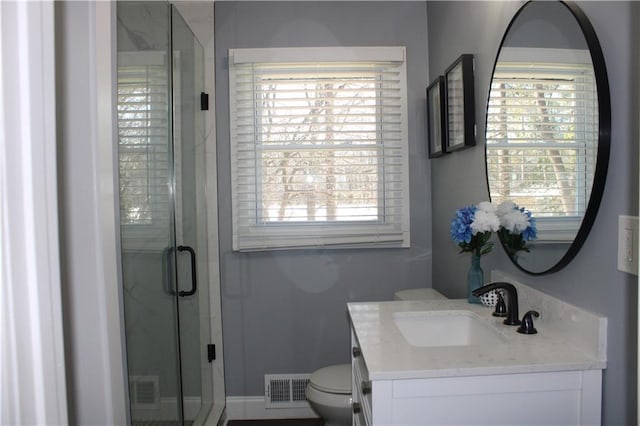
500,209,529,233
471,209,500,234
477,201,496,214
496,200,517,218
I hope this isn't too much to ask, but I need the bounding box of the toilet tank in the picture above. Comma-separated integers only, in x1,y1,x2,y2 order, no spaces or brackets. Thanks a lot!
393,288,447,301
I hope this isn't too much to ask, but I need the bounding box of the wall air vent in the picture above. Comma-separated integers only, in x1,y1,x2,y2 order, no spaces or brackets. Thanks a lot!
264,374,311,408
129,375,160,409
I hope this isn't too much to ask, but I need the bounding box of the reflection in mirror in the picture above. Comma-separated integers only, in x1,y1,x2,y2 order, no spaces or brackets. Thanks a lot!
485,1,610,274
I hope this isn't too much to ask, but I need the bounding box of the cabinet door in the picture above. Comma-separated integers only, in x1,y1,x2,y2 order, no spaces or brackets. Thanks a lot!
389,370,600,426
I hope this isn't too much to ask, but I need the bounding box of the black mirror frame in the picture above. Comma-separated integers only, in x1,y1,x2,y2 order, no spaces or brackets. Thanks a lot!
484,0,611,275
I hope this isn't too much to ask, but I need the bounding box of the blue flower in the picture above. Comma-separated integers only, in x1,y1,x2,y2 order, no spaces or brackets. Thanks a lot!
450,205,476,244
522,213,537,241
450,204,496,256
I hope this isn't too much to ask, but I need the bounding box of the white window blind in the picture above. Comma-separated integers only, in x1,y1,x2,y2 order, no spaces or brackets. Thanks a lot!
229,47,409,251
117,52,171,248
486,58,597,240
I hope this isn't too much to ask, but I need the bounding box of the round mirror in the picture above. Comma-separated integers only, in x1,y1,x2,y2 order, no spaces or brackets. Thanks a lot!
485,0,610,275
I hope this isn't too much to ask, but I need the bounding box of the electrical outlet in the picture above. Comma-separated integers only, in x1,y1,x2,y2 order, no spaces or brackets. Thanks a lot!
617,215,639,275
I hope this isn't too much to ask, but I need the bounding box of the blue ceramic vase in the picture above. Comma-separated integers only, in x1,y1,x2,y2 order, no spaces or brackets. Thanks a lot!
467,255,483,304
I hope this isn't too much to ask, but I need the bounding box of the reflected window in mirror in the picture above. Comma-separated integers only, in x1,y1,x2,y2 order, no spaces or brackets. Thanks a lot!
486,47,597,242
484,0,610,275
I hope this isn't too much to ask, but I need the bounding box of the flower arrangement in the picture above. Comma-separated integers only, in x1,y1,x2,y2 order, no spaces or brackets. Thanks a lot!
450,201,500,257
496,201,538,258
450,200,538,258
451,200,537,304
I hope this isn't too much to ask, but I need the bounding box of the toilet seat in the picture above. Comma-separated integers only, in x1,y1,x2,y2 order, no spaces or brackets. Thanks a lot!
309,364,351,394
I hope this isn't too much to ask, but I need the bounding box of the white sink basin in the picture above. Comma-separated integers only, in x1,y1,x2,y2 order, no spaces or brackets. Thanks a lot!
393,310,507,347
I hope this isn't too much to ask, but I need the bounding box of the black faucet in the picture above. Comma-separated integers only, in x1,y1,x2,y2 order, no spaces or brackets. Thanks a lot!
517,310,540,334
472,282,521,326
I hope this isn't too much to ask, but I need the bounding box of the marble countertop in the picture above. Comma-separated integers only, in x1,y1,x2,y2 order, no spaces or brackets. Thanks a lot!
348,297,607,381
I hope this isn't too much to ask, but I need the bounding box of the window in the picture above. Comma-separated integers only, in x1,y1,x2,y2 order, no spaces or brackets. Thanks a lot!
117,52,171,249
229,47,410,251
486,48,597,241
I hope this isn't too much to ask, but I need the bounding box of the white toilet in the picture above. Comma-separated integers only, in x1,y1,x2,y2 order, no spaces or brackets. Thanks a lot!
306,288,446,425
305,364,352,426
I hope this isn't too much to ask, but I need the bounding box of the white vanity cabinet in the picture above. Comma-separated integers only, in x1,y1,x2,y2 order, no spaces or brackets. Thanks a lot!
351,323,602,426
348,281,607,426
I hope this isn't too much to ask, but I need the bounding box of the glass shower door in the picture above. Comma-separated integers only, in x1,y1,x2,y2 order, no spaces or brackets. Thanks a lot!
117,2,184,424
171,5,214,423
117,3,212,424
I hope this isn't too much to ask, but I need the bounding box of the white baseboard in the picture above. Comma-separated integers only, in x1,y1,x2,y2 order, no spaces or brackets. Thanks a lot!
225,396,318,420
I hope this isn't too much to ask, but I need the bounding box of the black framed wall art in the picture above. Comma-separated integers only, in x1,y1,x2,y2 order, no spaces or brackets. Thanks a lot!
444,54,475,152
426,76,446,158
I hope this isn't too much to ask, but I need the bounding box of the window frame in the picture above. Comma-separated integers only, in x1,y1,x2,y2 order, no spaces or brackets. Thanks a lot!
228,46,410,251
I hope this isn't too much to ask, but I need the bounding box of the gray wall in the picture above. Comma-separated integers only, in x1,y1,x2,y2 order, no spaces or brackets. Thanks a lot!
428,1,638,424
215,2,430,396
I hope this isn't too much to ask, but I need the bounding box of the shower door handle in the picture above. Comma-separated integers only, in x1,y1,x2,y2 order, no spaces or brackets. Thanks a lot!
177,245,197,297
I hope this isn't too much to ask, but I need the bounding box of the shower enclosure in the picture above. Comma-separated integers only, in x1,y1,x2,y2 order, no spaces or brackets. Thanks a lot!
117,3,214,424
